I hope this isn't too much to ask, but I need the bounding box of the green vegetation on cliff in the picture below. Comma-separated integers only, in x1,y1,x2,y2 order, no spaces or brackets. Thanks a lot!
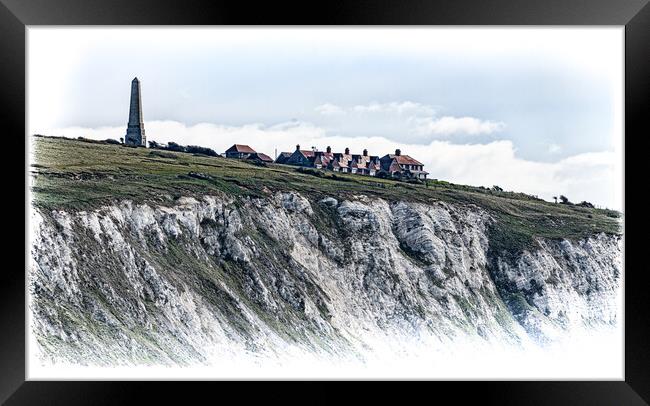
31,136,621,254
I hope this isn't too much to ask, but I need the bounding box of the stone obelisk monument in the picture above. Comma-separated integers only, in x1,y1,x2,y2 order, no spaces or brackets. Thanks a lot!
124,77,146,147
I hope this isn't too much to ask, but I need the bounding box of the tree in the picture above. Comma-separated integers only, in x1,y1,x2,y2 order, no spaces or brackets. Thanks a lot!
492,185,503,192
553,196,558,204
119,137,124,144
559,195,570,204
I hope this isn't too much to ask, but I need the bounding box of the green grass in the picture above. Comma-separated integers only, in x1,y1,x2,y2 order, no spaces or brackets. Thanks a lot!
31,135,622,254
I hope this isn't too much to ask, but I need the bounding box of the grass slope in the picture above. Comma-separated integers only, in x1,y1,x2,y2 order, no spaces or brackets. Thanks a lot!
31,136,621,254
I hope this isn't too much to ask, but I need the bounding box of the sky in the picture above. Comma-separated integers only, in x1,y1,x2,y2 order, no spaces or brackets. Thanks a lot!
28,27,623,210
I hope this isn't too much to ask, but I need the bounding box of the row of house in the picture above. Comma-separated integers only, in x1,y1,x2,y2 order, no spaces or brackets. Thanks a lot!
224,143,428,180
277,144,428,180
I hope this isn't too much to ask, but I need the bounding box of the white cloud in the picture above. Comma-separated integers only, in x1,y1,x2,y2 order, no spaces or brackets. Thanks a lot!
351,101,435,116
315,103,345,115
37,121,621,211
313,101,504,142
413,116,506,137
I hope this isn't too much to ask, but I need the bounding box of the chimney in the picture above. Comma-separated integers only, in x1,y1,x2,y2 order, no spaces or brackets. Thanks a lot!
345,147,350,155
395,148,401,156
296,144,300,151
363,149,368,156
326,146,331,153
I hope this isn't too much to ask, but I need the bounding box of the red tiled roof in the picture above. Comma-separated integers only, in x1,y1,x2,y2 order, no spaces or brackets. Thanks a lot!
334,154,352,167
299,150,316,158
385,154,423,166
226,144,256,154
314,154,330,165
246,152,273,162
388,160,402,173
256,153,273,162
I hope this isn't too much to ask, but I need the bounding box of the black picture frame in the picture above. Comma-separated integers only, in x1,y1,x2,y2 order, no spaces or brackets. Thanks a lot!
3,0,648,404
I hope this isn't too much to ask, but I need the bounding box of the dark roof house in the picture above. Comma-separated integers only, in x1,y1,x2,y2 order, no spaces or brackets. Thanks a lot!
275,152,293,164
285,145,319,167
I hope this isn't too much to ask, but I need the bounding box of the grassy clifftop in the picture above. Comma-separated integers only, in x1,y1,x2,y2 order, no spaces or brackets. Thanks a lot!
31,136,621,253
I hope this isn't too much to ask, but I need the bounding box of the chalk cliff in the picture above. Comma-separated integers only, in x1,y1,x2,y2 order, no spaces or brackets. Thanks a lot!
29,192,622,368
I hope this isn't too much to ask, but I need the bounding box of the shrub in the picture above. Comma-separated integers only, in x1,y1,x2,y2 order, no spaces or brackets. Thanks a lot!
188,171,213,180
577,201,595,208
559,195,571,204
104,138,121,145
167,142,186,152
247,159,267,167
75,137,104,145
602,209,620,218
186,145,218,156
296,166,324,177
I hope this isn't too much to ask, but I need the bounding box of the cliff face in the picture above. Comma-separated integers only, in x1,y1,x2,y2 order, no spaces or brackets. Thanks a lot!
29,192,622,367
